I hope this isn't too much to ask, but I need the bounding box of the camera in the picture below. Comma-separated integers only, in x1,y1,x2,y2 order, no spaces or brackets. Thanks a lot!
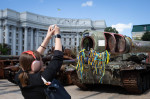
51,25,55,30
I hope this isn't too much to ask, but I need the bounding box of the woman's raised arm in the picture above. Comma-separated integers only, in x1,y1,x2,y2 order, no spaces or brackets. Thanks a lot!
37,25,55,54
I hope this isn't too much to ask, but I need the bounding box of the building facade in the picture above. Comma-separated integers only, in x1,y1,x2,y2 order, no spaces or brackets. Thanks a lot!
132,24,150,64
132,24,150,40
0,8,106,55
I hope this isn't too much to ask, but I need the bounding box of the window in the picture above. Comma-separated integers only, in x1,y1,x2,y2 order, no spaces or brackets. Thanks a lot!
64,38,66,44
75,42,76,46
16,46,18,50
22,46,24,51
22,28,24,33
3,32,5,36
16,52,18,55
144,26,147,31
28,28,30,32
9,39,12,43
9,26,12,30
16,27,19,31
16,40,18,44
16,33,18,38
64,38,66,42
69,42,71,45
75,38,77,41
3,26,5,30
69,38,71,41
9,32,12,37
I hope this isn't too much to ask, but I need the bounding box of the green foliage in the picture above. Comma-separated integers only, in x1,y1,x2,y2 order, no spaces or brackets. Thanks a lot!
141,31,150,41
0,43,11,55
83,30,89,32
104,27,119,34
134,37,141,40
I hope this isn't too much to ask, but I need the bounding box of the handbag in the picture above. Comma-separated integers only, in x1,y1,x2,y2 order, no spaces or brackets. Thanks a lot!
41,76,71,99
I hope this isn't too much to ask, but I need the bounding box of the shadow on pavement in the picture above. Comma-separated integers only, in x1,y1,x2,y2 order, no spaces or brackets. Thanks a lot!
0,89,21,95
75,84,150,95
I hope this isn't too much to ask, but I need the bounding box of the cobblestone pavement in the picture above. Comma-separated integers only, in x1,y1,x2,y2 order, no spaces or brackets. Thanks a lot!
1,79,150,99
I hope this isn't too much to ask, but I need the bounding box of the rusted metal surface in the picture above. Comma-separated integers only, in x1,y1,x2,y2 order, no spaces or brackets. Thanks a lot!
122,71,142,93
122,70,150,94
132,41,150,53
146,53,150,64
81,36,95,51
114,34,126,53
80,31,106,52
81,32,150,54
73,31,150,94
0,49,77,85
71,70,88,90
0,60,19,78
3,66,19,84
104,33,116,53
0,55,19,60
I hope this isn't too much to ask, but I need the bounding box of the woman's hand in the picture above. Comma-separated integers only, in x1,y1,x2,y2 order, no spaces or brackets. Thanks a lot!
53,25,62,51
37,25,57,54
46,25,55,39
53,25,60,35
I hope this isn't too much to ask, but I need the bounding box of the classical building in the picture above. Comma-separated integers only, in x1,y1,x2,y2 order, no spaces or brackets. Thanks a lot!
132,24,150,40
0,8,106,55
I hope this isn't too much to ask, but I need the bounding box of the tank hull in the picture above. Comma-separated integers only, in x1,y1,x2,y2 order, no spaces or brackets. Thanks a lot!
73,31,150,93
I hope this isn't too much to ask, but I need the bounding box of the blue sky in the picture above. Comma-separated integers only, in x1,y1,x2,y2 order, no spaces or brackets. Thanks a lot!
0,0,150,37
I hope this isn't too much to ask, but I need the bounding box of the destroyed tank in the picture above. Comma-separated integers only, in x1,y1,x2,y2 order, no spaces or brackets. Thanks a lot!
0,50,76,85
70,31,150,94
0,55,20,83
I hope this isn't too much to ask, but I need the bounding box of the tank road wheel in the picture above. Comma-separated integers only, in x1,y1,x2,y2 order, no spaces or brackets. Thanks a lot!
4,69,17,84
147,74,150,89
136,73,143,93
71,71,88,90
142,74,147,91
122,71,143,94
144,73,150,91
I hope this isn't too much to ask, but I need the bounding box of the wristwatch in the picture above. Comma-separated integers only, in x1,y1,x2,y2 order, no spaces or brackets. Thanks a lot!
55,34,61,38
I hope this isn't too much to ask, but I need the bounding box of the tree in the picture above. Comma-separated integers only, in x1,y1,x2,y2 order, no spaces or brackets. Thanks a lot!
141,31,150,41
104,27,119,34
0,43,11,55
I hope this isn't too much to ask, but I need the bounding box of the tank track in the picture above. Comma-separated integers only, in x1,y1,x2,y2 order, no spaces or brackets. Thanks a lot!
122,70,150,94
4,69,17,84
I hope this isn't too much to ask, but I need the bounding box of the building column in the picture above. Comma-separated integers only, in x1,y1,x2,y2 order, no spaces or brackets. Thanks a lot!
24,27,28,51
31,28,33,50
36,28,39,49
12,26,16,55
5,25,9,44
72,34,75,49
0,25,2,43
19,27,23,54
76,32,79,53
66,35,69,48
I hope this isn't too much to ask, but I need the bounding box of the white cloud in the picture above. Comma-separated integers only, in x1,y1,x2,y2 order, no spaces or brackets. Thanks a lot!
81,1,93,7
112,23,132,33
111,23,133,37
